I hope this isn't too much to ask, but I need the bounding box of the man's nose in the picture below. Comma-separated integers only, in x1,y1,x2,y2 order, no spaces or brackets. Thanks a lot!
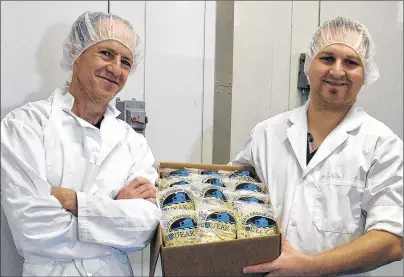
329,60,346,79
107,58,122,76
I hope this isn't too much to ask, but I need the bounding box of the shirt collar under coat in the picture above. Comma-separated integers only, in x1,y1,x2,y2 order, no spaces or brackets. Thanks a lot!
286,99,366,176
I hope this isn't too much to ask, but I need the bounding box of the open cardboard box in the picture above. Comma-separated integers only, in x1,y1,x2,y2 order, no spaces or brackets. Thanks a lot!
149,162,281,277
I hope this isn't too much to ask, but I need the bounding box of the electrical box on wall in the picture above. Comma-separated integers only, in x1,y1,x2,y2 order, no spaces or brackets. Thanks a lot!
116,97,148,136
298,53,310,104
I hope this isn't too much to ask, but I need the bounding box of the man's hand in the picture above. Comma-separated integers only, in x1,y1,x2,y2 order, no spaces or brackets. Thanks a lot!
243,234,317,277
51,187,78,216
244,230,403,277
115,177,157,204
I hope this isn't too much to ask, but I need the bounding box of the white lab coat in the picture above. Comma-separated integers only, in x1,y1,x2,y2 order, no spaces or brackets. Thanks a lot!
1,87,160,276
233,101,403,275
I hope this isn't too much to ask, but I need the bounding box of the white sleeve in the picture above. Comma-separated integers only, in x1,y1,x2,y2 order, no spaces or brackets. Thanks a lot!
77,134,160,252
230,126,257,166
77,194,160,251
362,134,403,237
1,118,110,260
124,137,158,186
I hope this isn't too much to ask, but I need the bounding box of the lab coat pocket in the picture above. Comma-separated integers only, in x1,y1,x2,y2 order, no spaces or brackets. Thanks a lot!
313,177,365,234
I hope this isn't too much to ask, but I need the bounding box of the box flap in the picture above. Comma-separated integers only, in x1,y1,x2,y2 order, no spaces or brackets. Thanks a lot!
149,225,162,277
159,161,255,172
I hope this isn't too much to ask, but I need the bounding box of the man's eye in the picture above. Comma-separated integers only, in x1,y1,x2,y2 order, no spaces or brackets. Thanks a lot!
122,60,132,67
100,50,112,56
320,56,334,62
345,59,359,66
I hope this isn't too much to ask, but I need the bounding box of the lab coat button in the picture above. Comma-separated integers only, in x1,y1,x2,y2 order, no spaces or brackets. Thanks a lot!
292,222,297,227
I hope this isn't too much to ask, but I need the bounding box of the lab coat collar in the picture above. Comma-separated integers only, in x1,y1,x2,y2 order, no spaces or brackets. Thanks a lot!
286,104,309,172
286,99,365,176
288,99,364,132
48,86,127,165
288,100,310,127
49,86,121,120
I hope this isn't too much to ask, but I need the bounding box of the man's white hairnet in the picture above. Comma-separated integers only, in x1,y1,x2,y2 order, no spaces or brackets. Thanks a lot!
304,17,379,85
61,11,142,74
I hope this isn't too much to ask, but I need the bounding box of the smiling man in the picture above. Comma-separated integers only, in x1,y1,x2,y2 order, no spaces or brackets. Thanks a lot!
232,17,403,276
1,11,159,276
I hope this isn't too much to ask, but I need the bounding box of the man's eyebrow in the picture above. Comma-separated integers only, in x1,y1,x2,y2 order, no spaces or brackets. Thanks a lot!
319,51,360,61
346,55,360,61
122,55,133,63
319,51,335,56
103,47,115,54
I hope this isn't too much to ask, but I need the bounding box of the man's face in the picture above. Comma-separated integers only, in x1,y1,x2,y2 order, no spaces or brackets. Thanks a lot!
72,39,133,103
307,42,365,110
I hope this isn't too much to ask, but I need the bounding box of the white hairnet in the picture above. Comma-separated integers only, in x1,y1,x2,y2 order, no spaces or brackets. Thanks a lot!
61,11,142,74
304,17,379,85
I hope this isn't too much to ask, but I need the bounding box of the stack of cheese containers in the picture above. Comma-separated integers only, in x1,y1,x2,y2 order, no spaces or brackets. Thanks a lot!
157,167,282,247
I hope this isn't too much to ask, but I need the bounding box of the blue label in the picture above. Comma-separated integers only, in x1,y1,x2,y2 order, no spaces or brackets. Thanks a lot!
246,216,275,228
239,197,264,204
229,170,254,178
235,183,261,192
204,189,227,201
168,169,190,177
206,212,236,224
204,178,224,187
162,192,191,207
200,170,220,176
170,217,197,232
169,180,189,187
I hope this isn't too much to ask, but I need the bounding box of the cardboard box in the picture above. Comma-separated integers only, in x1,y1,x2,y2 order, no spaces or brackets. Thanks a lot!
149,162,281,277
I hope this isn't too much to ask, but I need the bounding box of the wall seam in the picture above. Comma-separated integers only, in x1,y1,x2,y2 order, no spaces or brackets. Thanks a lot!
287,1,294,109
318,1,321,26
143,1,147,103
201,1,207,163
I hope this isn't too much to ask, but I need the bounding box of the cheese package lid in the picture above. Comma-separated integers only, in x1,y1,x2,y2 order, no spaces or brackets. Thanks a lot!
221,176,259,188
228,190,270,205
157,177,192,191
198,169,256,178
159,168,199,179
161,209,198,247
191,183,231,205
224,179,265,193
199,175,227,188
195,199,237,243
158,186,195,211
221,170,256,179
159,174,227,189
198,169,222,177
234,201,282,239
